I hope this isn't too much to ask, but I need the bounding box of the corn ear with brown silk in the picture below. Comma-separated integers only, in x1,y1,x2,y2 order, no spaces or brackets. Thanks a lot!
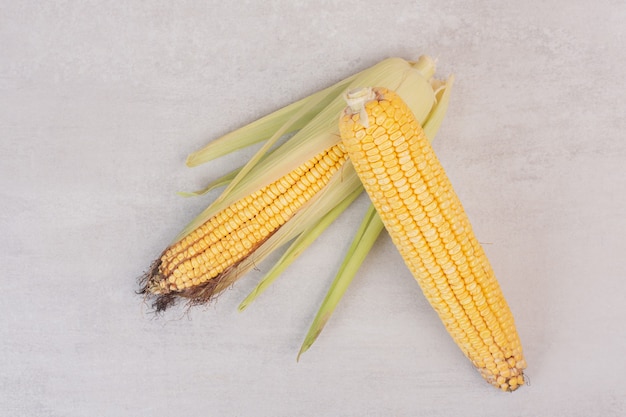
141,57,441,312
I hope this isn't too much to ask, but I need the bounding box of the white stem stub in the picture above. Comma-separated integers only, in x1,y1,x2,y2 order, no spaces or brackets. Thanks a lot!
344,87,375,128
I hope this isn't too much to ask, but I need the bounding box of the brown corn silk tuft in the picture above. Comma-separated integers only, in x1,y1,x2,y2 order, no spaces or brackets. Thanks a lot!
338,87,526,391
141,144,348,311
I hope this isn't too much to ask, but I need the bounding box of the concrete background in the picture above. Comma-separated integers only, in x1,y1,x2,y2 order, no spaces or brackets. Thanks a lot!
2,1,625,416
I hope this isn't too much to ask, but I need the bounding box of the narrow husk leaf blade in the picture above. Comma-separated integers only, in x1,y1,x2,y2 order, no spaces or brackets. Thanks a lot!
185,76,357,166
297,204,384,360
177,168,241,197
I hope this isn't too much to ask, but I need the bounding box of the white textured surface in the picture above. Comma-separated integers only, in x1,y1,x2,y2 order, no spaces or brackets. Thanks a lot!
2,1,626,416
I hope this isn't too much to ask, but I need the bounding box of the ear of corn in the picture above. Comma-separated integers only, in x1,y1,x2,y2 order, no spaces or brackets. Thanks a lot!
338,87,526,391
143,143,348,310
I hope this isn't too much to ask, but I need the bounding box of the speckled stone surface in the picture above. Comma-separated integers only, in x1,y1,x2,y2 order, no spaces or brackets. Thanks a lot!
2,1,625,416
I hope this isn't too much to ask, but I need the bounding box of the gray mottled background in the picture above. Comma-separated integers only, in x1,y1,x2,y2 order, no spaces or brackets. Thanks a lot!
2,1,625,416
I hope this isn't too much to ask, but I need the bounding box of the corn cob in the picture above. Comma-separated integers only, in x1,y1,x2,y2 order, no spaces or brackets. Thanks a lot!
143,143,347,311
338,87,526,391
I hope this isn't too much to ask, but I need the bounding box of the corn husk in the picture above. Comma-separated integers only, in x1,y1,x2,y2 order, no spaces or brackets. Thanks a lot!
149,55,453,353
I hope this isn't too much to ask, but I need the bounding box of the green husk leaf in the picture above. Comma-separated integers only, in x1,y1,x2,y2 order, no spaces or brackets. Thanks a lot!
210,78,338,209
297,204,384,360
185,76,357,167
176,167,241,197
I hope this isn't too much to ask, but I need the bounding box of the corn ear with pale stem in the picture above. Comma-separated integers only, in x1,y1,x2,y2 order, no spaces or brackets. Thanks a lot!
338,86,526,391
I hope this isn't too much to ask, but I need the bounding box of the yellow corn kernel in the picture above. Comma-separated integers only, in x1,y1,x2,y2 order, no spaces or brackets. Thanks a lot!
339,87,526,392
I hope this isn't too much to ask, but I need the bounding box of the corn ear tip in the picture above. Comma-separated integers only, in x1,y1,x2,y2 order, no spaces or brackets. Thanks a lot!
296,329,321,361
297,313,333,361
